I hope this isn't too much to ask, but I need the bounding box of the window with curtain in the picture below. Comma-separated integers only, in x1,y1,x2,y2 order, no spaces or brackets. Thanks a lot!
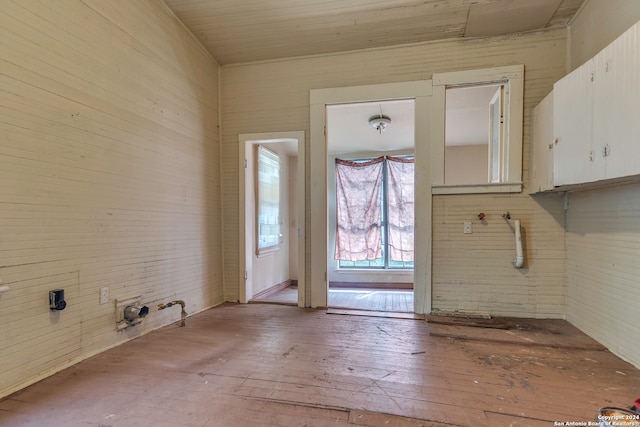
335,156,414,269
256,145,281,255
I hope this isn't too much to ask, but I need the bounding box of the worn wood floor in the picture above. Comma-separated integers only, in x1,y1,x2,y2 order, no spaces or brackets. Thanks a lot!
252,285,414,313
329,289,413,312
1,303,639,427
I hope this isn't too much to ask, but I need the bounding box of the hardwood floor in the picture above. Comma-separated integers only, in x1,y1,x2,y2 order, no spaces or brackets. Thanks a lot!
328,288,413,312
251,285,414,313
250,284,298,305
1,304,639,427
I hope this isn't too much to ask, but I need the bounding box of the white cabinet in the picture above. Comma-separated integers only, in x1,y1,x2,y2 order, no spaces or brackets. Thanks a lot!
529,91,554,193
592,22,640,180
553,59,599,186
547,20,640,189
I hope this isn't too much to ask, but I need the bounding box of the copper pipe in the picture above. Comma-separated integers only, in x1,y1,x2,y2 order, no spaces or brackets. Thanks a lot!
158,300,187,327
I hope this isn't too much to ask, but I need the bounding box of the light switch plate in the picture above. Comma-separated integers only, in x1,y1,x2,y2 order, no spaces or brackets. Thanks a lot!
463,222,472,234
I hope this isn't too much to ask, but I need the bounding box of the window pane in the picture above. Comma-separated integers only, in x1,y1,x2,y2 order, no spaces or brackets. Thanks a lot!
387,156,414,263
336,156,414,270
334,157,384,262
257,146,280,253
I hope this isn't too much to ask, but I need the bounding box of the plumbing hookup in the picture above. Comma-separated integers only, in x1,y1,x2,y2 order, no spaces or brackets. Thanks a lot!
501,212,524,269
158,300,187,327
474,211,524,268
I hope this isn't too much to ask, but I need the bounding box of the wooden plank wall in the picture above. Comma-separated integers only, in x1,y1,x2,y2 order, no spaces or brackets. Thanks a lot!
432,193,566,317
568,0,640,71
565,184,640,368
221,28,569,317
564,0,640,369
0,0,222,397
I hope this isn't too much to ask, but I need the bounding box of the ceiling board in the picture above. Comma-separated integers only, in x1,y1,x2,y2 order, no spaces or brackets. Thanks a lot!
464,0,564,38
162,0,586,64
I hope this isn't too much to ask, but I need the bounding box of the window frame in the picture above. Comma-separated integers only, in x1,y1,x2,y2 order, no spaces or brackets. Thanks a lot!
488,85,504,183
432,65,524,194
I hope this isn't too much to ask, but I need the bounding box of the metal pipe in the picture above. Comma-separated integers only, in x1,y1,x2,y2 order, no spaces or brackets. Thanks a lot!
158,300,187,327
513,219,524,268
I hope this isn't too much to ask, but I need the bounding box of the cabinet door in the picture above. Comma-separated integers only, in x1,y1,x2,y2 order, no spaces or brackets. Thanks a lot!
592,21,640,180
553,60,597,186
530,91,554,193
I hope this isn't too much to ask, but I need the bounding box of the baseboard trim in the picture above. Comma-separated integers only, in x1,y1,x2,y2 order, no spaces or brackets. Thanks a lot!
327,308,425,320
250,279,297,301
329,281,413,290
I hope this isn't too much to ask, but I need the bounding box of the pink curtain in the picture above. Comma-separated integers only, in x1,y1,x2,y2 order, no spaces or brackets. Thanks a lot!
334,157,383,261
387,156,414,262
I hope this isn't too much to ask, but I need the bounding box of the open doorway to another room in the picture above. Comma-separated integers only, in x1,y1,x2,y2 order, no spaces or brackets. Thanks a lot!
238,132,305,307
326,100,415,313
444,84,505,185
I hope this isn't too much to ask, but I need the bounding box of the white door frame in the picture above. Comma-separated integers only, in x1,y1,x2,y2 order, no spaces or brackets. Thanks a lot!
238,131,306,306
310,81,433,314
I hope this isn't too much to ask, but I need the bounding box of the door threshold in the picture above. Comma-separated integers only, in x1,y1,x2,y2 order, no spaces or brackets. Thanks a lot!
327,308,425,320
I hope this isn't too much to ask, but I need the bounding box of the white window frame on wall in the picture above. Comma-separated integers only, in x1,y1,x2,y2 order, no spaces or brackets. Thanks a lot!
488,85,504,183
256,145,281,255
431,65,524,194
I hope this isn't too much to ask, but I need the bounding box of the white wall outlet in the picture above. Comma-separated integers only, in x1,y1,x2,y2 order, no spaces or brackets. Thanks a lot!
463,222,472,234
100,287,109,305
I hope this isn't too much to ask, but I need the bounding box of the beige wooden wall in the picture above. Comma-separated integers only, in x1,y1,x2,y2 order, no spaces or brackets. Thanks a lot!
444,145,488,185
569,0,640,71
221,28,568,317
0,0,222,397
566,186,640,368
565,1,640,367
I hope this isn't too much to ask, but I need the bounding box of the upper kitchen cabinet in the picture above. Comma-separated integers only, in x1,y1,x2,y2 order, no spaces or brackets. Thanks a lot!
553,58,599,186
591,22,640,181
536,20,640,191
529,91,554,193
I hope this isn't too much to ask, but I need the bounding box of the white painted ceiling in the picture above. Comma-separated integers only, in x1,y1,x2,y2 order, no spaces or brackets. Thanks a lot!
327,100,415,156
446,85,500,147
163,0,585,65
326,85,499,156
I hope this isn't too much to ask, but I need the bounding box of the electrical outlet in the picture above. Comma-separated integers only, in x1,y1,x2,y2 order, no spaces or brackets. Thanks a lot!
463,222,472,234
100,287,109,305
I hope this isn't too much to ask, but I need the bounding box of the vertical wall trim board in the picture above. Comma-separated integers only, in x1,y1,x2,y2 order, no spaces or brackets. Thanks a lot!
218,62,228,301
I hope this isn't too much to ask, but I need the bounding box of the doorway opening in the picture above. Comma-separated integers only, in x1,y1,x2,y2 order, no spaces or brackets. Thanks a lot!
326,100,415,313
310,80,432,313
238,131,305,307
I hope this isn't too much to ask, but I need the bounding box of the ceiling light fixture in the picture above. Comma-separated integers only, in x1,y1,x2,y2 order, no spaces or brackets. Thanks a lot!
369,114,391,134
